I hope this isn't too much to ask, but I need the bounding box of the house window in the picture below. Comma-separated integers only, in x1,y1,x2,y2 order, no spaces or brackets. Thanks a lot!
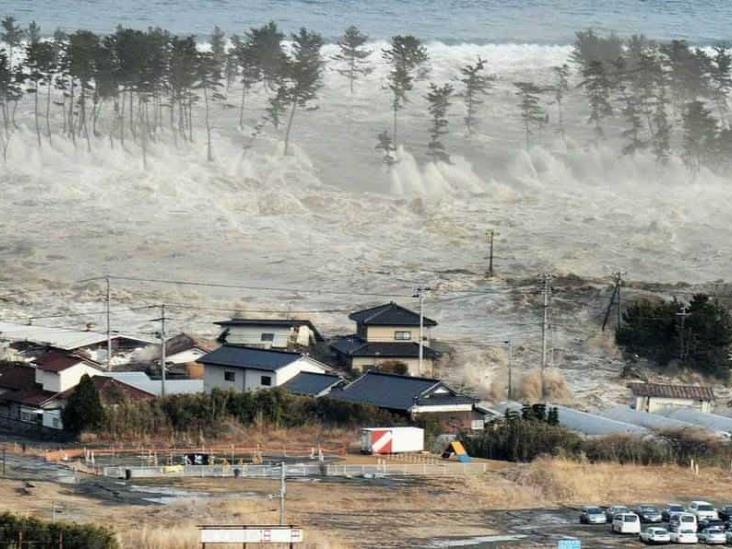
261,333,275,342
394,331,411,341
224,371,236,382
260,375,272,386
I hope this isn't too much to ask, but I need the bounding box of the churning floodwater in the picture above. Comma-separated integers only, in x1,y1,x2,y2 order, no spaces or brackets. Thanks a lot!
6,0,732,44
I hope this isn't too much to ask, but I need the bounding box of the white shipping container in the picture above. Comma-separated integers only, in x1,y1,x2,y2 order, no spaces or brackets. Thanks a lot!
360,427,424,454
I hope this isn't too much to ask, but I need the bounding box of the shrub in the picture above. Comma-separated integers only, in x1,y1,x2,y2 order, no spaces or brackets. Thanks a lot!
0,512,118,549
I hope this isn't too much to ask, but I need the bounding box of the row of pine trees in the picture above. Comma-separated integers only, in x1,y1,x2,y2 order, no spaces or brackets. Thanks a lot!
1,17,731,174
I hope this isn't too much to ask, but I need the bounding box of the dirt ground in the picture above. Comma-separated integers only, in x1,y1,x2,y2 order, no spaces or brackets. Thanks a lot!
3,453,732,548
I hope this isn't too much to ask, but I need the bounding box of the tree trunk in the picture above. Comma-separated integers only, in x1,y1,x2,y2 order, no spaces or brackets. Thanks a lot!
239,84,247,130
45,80,53,144
204,85,213,161
34,81,41,147
284,101,297,156
68,80,76,146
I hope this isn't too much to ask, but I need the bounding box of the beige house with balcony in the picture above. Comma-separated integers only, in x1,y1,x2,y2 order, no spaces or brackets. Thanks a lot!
330,302,439,377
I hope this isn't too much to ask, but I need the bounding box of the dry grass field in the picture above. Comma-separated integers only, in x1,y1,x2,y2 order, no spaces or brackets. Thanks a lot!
3,455,732,547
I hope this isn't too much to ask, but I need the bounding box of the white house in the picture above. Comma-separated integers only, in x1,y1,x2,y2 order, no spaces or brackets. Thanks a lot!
215,319,322,350
33,351,102,393
629,382,715,413
199,345,329,393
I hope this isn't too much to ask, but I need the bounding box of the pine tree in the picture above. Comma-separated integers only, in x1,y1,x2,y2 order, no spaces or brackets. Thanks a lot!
24,24,55,147
62,375,105,435
246,21,286,91
551,64,570,145
382,35,429,150
278,28,324,155
425,82,453,163
710,45,732,126
332,26,372,94
68,30,100,151
514,81,544,149
1,16,24,127
651,85,672,164
375,129,396,165
580,60,613,137
620,91,645,155
681,99,718,172
459,57,493,136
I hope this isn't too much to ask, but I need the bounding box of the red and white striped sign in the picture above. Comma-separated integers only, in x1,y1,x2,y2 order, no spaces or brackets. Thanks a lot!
370,430,392,454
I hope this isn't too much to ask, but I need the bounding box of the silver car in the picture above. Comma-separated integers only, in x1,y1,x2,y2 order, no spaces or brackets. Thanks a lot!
698,526,726,545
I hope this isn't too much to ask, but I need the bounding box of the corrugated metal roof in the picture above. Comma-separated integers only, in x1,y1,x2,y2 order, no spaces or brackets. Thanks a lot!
629,382,715,401
0,322,152,351
281,372,342,397
599,406,702,431
491,401,647,436
198,345,303,371
349,302,437,327
101,372,203,396
654,407,732,433
331,371,473,411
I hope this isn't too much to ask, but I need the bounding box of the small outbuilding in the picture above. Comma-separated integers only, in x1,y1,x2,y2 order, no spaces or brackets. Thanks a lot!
629,382,715,414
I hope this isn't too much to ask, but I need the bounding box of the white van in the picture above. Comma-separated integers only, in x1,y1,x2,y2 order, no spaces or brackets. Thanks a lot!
612,513,641,534
688,501,718,522
669,512,698,533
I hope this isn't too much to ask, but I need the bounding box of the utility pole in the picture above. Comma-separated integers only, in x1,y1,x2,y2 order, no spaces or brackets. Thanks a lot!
487,230,495,278
539,273,553,401
413,287,430,376
602,271,625,332
154,304,167,398
676,304,690,361
105,276,112,369
505,339,513,400
279,461,287,526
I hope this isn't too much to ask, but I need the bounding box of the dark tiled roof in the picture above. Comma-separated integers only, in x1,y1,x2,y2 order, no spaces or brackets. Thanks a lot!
214,318,323,341
349,302,437,327
330,371,474,412
0,363,36,391
198,345,303,372
281,372,342,397
34,350,99,373
330,336,439,359
629,382,715,401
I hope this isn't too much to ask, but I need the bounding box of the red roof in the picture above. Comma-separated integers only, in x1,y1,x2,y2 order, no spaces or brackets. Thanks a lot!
3,386,60,407
0,363,36,391
34,351,99,373
57,376,155,404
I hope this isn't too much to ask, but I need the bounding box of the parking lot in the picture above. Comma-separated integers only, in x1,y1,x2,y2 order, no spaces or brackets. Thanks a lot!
444,504,732,548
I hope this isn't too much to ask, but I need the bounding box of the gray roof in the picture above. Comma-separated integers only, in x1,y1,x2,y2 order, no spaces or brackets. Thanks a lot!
101,372,203,396
214,318,323,341
330,371,474,412
281,372,342,397
654,407,732,433
0,322,152,351
349,302,437,327
330,336,440,359
198,345,303,372
629,382,715,401
598,406,702,432
491,401,647,437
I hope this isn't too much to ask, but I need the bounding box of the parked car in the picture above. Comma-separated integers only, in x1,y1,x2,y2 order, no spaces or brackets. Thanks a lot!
725,530,732,544
698,526,726,545
613,513,641,535
718,505,732,522
662,503,686,522
698,518,724,531
636,505,663,523
669,528,698,544
639,527,671,545
669,512,698,533
688,501,719,522
606,505,631,522
579,506,607,524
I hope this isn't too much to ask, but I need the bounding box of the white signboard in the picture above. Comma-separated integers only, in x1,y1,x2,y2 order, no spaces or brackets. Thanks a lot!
201,527,303,544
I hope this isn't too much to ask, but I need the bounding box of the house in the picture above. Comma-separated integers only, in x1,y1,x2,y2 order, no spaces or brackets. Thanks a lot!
215,318,323,350
330,302,440,376
329,371,484,431
32,351,102,393
0,360,154,430
0,321,154,364
281,372,343,397
164,333,217,365
199,345,330,393
629,382,715,414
